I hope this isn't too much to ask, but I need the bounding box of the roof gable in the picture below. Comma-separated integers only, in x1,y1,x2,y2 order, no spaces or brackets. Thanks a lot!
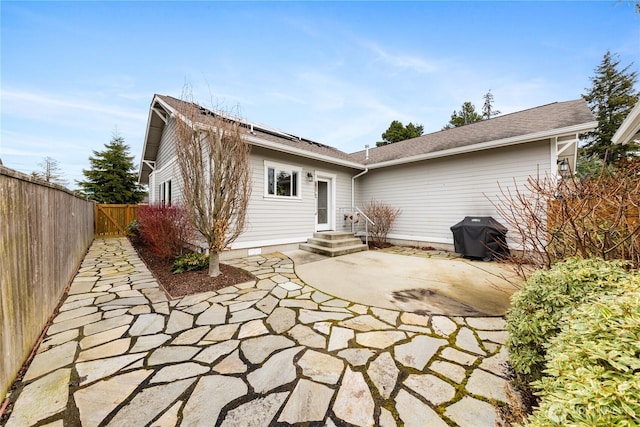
139,95,364,184
156,95,359,164
350,99,595,165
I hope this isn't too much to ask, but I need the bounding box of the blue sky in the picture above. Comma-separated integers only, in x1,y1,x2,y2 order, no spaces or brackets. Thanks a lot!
1,1,638,188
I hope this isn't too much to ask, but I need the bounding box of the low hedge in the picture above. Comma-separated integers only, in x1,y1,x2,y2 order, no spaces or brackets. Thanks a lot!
526,283,640,426
506,257,630,385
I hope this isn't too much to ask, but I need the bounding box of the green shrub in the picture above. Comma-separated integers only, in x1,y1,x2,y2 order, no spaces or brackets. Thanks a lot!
506,257,630,386
172,252,209,274
126,219,140,237
525,282,640,426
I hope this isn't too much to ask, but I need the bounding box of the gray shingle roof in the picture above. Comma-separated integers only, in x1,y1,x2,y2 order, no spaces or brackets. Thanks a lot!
151,95,595,172
350,99,595,165
156,95,358,165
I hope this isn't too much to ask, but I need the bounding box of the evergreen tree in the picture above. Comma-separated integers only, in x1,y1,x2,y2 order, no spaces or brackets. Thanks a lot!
31,156,68,186
77,132,146,203
377,120,424,146
575,148,616,181
582,51,639,163
442,101,483,130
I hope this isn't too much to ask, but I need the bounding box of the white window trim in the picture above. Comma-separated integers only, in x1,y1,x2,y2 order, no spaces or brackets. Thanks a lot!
159,178,173,206
264,160,302,200
149,172,157,203
315,171,337,231
150,158,178,205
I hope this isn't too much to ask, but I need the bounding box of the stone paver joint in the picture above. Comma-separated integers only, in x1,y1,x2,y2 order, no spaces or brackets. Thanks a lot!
5,238,512,427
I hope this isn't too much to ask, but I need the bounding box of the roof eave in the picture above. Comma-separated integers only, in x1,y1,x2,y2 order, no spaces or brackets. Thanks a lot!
366,121,598,169
612,101,640,145
246,135,365,170
137,106,156,184
138,96,178,184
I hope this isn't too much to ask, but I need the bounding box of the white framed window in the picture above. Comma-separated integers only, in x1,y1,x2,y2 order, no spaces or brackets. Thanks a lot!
264,161,301,199
159,179,172,206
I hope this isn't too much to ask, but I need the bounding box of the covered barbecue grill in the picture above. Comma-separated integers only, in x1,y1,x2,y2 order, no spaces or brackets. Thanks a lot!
450,216,508,261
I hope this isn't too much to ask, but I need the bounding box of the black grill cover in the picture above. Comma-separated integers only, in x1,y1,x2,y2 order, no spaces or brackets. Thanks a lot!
450,216,508,260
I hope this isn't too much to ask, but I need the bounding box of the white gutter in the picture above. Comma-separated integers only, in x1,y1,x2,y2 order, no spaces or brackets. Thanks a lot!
351,168,369,210
246,135,365,170
612,101,640,145
366,121,597,169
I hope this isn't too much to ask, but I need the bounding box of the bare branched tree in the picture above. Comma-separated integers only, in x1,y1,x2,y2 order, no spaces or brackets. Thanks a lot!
492,158,640,277
174,91,251,277
31,156,68,186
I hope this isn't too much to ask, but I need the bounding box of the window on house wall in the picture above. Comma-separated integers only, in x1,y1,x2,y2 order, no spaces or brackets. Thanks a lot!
265,162,300,198
159,179,172,206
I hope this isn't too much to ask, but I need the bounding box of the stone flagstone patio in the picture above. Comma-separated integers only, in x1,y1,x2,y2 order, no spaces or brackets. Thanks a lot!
5,237,514,426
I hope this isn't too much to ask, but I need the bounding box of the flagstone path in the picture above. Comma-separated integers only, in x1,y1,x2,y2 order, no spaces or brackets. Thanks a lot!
6,238,514,426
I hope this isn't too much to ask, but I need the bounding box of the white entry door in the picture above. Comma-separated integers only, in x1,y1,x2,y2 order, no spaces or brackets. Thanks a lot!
316,177,332,231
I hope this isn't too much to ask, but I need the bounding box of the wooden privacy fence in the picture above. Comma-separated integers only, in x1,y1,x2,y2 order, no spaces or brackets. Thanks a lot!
95,204,140,236
548,200,640,231
1,166,94,397
547,198,640,265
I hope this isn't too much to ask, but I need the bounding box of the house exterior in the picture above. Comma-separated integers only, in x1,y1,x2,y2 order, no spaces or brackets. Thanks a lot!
138,94,596,258
139,95,366,258
351,100,596,247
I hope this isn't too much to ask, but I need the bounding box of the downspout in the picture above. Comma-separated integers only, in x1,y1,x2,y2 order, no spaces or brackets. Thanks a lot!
351,168,368,234
351,144,370,234
352,144,370,211
351,168,369,209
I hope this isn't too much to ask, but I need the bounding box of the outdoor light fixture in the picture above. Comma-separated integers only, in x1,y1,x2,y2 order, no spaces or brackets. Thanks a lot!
307,172,314,182
557,158,569,173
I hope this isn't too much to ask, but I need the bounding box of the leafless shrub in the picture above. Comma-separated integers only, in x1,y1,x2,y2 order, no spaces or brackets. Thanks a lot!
493,158,640,276
137,205,194,259
362,200,401,248
174,89,251,277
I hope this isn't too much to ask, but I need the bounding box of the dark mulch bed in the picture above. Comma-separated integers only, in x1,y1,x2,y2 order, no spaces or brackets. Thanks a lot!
367,241,393,249
129,237,255,299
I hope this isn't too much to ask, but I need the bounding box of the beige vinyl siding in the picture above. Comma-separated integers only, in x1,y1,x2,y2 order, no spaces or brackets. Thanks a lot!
357,139,551,245
150,117,183,205
231,147,358,249
156,117,178,167
150,161,182,206
148,172,156,202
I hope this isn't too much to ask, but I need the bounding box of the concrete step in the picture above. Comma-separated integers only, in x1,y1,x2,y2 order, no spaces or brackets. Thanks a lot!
307,237,364,248
313,231,357,241
299,242,368,257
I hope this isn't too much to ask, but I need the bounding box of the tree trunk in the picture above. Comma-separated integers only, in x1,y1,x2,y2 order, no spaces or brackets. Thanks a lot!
209,250,221,277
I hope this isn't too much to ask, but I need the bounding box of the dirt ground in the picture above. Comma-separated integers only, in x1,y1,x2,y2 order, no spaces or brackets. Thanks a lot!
129,238,255,298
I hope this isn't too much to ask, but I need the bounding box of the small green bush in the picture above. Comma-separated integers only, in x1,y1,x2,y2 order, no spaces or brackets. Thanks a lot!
172,252,209,274
506,257,630,385
525,282,640,426
125,219,140,237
